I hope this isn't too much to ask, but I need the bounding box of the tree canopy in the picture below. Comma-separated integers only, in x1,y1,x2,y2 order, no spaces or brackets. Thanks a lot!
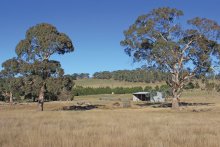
16,23,74,62
121,7,220,108
5,23,75,111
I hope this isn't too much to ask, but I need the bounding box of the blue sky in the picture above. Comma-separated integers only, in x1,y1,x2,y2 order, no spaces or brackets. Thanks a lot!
0,0,219,75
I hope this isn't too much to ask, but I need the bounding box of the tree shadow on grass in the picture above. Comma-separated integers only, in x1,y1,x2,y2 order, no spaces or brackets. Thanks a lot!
136,102,214,108
62,104,105,111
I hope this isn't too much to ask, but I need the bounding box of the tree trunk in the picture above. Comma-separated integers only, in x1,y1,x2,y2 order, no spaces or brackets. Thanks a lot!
172,87,181,109
172,97,179,109
38,83,45,111
9,92,13,104
32,96,35,102
38,101,44,111
170,69,181,109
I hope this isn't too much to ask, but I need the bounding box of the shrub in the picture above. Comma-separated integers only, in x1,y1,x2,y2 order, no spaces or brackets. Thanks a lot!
160,84,172,97
154,85,160,91
0,94,5,101
194,82,200,89
184,82,195,89
144,86,152,91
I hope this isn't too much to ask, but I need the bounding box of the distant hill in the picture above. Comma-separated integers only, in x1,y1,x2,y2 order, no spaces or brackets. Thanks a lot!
74,79,165,88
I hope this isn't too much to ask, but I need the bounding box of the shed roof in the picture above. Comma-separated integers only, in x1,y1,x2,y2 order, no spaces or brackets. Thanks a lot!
133,92,150,95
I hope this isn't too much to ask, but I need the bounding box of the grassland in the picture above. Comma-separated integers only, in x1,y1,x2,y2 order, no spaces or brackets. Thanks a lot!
74,78,165,88
0,90,220,147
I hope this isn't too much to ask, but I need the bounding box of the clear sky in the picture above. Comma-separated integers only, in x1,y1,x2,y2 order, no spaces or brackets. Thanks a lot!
0,0,219,75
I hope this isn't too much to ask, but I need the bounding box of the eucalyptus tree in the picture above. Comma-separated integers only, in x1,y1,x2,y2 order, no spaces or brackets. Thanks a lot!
121,7,220,108
0,58,23,103
15,23,74,111
23,75,42,102
45,75,74,101
21,60,63,102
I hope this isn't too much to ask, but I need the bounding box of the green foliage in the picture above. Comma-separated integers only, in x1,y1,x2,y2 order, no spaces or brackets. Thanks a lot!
144,86,153,91
0,23,75,103
154,85,160,91
0,58,26,101
16,23,74,61
0,74,75,102
1,58,20,76
159,84,172,97
121,7,220,101
184,82,195,89
93,71,112,79
184,82,200,90
73,86,111,96
4,23,75,104
72,73,90,79
93,68,168,83
72,86,144,96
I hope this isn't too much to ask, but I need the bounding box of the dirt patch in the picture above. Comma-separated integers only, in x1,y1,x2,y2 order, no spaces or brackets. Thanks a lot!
136,102,214,108
62,104,105,111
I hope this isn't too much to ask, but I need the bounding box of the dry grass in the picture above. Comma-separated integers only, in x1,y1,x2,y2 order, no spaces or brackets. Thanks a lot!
1,91,220,147
74,79,164,88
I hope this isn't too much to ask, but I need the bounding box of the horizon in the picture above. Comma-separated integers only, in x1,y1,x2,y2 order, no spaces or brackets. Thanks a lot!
0,0,220,75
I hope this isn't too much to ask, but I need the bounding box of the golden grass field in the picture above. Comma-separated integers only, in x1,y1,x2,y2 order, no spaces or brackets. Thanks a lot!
0,89,220,147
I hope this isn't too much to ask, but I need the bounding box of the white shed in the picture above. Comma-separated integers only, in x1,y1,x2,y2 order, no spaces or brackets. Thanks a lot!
133,92,164,102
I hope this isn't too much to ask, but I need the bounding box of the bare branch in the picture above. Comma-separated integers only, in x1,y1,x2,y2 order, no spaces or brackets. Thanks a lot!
159,32,168,42
178,40,194,69
182,40,193,54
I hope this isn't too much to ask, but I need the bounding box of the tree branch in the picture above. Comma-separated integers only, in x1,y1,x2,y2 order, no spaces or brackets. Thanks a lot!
159,32,168,42
178,40,194,69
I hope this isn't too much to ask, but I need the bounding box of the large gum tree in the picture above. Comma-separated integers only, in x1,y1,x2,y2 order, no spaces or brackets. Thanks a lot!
121,7,220,108
15,23,74,111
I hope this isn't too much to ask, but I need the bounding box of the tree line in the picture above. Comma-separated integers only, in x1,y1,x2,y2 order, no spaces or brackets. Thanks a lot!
0,75,74,102
76,69,220,83
93,68,169,83
71,73,90,79
72,85,172,96
72,81,220,97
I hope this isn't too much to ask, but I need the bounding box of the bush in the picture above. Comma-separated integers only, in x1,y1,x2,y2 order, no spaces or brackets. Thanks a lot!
184,82,195,89
0,94,5,101
70,96,74,101
144,86,152,91
154,85,160,91
159,84,172,97
194,82,200,89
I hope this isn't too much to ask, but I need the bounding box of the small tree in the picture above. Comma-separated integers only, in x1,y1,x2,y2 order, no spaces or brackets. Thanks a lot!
121,7,220,108
0,58,24,103
15,23,74,111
